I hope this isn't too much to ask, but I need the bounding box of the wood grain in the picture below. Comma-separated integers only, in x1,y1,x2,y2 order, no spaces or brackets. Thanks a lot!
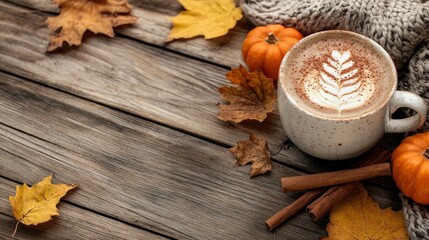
5,0,249,68
0,72,331,239
0,1,403,177
0,1,405,239
0,71,401,239
0,2,289,155
0,177,167,240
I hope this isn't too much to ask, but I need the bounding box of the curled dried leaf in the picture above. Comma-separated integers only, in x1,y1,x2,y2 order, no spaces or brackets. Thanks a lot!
218,65,275,123
46,0,137,51
230,134,272,178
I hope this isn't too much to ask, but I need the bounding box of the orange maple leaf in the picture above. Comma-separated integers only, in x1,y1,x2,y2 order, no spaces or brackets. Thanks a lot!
230,134,272,178
218,65,275,123
323,184,408,240
46,0,137,51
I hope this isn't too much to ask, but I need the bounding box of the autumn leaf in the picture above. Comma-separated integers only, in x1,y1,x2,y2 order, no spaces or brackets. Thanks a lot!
166,0,242,42
218,65,275,123
46,0,137,51
323,184,408,240
230,134,272,178
9,176,77,236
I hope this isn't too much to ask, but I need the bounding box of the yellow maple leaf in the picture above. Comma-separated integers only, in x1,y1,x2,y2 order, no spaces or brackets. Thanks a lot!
166,0,243,42
9,176,77,235
45,0,137,51
323,184,408,240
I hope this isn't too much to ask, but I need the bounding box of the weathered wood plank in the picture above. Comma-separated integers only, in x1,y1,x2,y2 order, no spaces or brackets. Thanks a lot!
0,1,404,180
0,1,404,238
0,71,402,239
0,178,168,240
5,0,249,68
0,2,287,152
0,71,326,239
0,74,332,239
0,227,15,240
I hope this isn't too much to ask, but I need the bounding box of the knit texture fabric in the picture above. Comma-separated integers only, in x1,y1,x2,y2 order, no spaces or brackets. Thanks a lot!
240,0,429,238
241,0,429,131
401,193,429,240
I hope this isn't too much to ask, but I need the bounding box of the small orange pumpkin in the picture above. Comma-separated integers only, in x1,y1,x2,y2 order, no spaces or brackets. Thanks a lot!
392,132,429,205
242,24,303,80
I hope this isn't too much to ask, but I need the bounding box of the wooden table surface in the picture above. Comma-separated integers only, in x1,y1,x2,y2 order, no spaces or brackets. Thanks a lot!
0,1,405,239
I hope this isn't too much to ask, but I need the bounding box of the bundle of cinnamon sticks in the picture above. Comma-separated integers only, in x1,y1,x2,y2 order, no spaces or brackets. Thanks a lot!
266,146,392,231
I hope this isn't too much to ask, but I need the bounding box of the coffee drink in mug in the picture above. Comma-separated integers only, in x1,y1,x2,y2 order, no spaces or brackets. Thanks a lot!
278,30,427,160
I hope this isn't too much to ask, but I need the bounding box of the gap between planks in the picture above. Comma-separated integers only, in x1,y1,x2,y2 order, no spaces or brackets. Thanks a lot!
0,71,332,239
0,0,401,187
2,0,248,69
0,1,290,168
0,176,170,240
0,67,401,239
0,1,402,238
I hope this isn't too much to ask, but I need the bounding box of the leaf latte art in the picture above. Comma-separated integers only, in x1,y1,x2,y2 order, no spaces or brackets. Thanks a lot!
304,50,375,112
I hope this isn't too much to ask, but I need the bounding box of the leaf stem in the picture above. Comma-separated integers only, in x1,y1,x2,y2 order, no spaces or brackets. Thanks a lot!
265,32,278,44
12,206,36,237
12,221,19,237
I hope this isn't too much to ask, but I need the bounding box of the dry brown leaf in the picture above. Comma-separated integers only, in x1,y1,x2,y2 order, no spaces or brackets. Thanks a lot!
46,0,137,51
9,176,77,236
166,0,242,42
230,134,272,178
218,65,275,123
323,184,408,240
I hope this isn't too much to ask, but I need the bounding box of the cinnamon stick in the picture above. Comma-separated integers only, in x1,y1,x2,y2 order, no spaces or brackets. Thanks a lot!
307,183,358,221
265,146,391,231
281,163,391,192
307,147,391,221
265,188,325,231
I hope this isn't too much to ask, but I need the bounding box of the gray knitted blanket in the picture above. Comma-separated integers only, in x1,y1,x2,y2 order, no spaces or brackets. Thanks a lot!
401,194,429,239
240,0,429,238
241,0,429,131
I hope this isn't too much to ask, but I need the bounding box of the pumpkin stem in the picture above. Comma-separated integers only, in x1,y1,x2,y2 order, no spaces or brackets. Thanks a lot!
265,32,278,44
424,148,429,159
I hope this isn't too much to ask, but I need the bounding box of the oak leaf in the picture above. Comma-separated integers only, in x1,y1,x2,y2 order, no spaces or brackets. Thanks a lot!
9,176,77,236
46,0,137,51
166,0,242,42
218,65,275,123
323,184,408,240
230,134,272,178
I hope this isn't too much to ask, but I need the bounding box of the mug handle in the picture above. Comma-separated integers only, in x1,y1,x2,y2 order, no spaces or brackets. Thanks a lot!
385,91,427,133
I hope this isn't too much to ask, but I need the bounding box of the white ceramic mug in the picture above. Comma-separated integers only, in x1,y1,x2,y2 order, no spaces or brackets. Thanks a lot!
278,30,427,160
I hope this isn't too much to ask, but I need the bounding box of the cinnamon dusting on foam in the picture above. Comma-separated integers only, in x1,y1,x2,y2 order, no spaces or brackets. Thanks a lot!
286,37,389,118
303,50,375,112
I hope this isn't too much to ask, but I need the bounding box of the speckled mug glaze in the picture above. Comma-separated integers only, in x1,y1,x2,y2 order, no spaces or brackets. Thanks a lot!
278,30,427,160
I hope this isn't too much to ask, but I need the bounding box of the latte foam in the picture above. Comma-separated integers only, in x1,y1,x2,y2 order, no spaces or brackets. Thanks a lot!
281,32,394,119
